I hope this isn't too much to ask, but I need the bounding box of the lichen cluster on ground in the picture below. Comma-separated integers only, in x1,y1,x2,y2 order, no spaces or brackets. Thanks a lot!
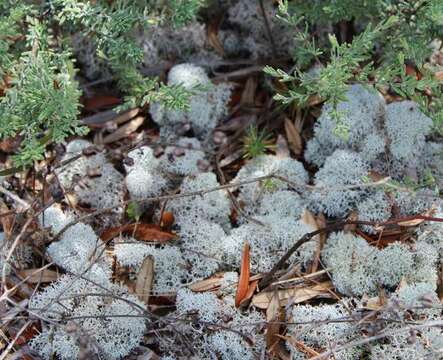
1,1,442,359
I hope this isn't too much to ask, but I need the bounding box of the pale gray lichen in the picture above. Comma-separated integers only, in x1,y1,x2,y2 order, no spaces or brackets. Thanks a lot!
114,241,189,293
169,288,265,360
370,283,442,360
375,242,415,288
56,139,125,212
393,189,437,216
304,85,441,191
223,216,314,272
385,101,433,167
166,172,231,228
150,63,231,139
304,84,385,167
39,205,111,285
125,146,169,200
159,137,208,176
29,275,146,360
288,303,362,360
322,232,378,296
178,220,227,278
357,191,392,234
137,22,220,70
223,0,294,59
232,155,309,208
253,190,305,220
309,150,369,217
322,232,439,297
0,231,32,276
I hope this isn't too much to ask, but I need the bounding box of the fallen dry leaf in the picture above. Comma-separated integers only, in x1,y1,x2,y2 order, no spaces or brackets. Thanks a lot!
235,241,251,307
83,95,121,111
12,323,40,347
301,209,319,232
284,118,303,156
101,223,177,243
240,77,258,106
281,335,321,357
17,269,59,283
189,273,225,292
307,94,323,107
217,114,257,132
207,19,225,56
102,116,144,144
275,134,290,158
135,256,154,304
0,135,21,153
239,279,258,308
397,206,436,227
300,209,321,270
310,213,327,273
160,211,175,231
266,290,283,352
81,108,139,128
252,281,334,309
360,294,386,311
0,200,15,239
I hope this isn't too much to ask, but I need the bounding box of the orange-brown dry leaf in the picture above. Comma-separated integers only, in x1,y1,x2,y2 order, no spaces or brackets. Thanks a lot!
235,241,251,307
405,64,422,80
13,323,40,346
0,135,21,153
83,95,121,111
160,211,175,231
101,223,176,243
239,279,258,307
284,118,303,156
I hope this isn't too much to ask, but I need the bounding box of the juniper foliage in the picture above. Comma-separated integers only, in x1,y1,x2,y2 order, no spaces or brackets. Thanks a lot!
0,0,203,167
265,0,443,137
